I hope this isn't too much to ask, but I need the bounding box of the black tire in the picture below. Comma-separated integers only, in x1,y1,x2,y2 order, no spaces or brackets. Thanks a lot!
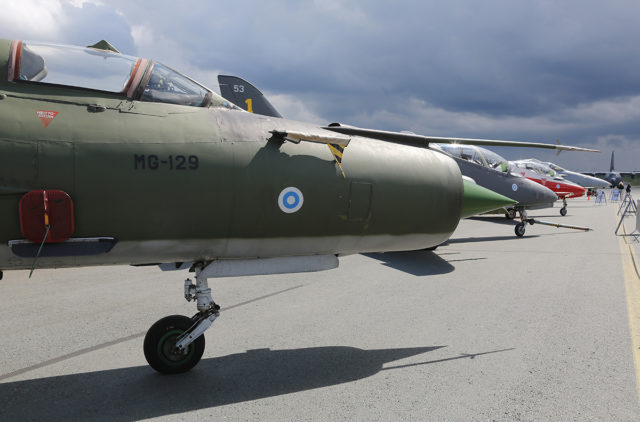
505,208,516,220
515,222,526,237
144,315,205,374
560,207,567,216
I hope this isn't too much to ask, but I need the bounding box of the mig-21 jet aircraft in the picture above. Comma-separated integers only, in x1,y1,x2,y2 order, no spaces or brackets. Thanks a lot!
218,75,597,237
0,40,594,374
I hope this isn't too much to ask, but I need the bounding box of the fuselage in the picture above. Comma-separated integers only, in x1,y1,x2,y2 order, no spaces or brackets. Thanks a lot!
604,172,623,187
0,39,469,270
511,160,585,198
432,144,557,209
543,162,609,189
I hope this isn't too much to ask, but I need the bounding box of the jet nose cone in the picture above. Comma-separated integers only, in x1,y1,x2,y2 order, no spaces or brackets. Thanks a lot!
536,183,558,204
590,177,610,189
461,179,516,219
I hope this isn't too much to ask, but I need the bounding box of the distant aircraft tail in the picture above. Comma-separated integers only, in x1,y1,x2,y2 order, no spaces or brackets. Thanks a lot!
610,151,615,172
217,75,282,118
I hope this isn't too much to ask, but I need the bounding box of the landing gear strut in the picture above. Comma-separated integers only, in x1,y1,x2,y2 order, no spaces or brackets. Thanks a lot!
514,208,535,237
559,197,568,216
144,262,220,374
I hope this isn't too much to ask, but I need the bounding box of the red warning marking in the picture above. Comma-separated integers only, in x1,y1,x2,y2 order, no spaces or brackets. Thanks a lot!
36,110,59,128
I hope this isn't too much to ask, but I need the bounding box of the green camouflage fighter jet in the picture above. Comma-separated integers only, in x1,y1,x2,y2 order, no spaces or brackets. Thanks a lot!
219,75,600,237
0,39,588,374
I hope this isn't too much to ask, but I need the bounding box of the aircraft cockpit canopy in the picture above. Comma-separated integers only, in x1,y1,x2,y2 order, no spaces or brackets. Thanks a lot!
519,161,555,177
7,41,232,108
434,144,511,173
546,162,567,172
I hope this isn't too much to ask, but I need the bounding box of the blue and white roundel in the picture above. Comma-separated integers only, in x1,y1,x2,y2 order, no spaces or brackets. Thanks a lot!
556,184,560,189
512,183,518,192
278,187,304,213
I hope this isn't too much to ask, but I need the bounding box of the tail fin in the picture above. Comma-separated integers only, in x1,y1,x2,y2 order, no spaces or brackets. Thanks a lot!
217,75,282,118
219,75,346,177
610,151,615,172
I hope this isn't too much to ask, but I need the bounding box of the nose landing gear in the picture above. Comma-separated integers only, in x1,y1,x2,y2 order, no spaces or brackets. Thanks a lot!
143,315,206,374
514,208,535,237
559,197,568,216
143,262,220,374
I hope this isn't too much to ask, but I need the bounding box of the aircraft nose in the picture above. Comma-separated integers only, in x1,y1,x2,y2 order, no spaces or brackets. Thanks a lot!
536,183,558,203
460,179,516,219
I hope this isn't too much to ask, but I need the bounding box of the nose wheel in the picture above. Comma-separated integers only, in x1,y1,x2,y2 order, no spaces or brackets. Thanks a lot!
559,197,568,216
144,262,220,374
514,208,535,237
144,315,205,374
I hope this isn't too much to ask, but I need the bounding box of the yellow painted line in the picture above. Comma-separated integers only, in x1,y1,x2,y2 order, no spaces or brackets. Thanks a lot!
616,207,640,405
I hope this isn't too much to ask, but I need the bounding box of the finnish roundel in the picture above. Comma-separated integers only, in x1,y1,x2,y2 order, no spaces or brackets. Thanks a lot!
278,187,304,213
512,183,518,192
556,184,560,189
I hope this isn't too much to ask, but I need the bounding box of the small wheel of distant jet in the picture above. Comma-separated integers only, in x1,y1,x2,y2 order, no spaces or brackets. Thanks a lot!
144,314,205,374
505,208,516,220
560,206,567,216
515,222,526,237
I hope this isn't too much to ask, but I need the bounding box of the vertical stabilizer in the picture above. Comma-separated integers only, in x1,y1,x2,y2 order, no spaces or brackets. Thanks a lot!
217,75,282,118
610,151,615,172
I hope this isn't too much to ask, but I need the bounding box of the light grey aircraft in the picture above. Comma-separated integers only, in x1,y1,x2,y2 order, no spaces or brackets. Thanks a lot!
217,75,580,237
520,159,609,189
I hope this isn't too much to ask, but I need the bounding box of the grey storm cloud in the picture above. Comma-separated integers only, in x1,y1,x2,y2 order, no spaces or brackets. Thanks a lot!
2,0,640,170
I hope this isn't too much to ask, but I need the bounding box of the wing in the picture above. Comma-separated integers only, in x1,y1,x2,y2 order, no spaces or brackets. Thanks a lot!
322,123,600,153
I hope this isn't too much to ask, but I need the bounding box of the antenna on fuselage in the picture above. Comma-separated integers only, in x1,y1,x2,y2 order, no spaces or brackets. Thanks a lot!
87,40,120,53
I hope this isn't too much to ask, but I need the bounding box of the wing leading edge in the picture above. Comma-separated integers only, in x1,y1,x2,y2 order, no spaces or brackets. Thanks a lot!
322,124,600,153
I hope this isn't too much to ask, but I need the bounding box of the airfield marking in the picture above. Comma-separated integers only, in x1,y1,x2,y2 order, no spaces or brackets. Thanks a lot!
0,283,305,382
617,210,640,406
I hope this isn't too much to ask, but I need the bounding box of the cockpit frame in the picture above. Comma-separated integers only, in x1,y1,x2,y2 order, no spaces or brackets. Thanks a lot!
6,40,218,108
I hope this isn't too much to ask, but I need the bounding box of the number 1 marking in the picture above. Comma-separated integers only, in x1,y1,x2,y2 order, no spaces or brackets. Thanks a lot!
245,98,253,113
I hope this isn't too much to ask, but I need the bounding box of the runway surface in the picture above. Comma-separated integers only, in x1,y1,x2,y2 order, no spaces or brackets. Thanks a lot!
1,195,640,421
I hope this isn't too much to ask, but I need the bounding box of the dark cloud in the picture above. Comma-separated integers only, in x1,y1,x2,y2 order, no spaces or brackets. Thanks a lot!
59,2,135,54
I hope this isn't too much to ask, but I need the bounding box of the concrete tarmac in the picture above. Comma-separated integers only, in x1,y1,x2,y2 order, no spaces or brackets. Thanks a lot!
1,196,639,421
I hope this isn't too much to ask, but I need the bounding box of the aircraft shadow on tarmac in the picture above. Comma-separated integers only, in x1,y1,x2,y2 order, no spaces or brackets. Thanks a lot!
363,250,455,276
0,345,515,421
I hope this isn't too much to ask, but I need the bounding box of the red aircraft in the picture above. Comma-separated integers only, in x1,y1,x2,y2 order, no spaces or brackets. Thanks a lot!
511,159,585,216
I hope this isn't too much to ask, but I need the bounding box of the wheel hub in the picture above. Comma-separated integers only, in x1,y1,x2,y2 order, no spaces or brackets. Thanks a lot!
158,330,192,363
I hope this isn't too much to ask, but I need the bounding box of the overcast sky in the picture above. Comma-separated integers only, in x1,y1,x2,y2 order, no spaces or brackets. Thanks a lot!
2,0,640,171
